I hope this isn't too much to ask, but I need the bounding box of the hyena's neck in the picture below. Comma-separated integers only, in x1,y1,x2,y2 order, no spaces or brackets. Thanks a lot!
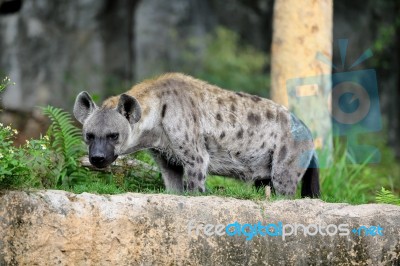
124,98,167,155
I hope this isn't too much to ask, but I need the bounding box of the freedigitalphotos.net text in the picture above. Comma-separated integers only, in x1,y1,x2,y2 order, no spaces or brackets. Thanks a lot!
187,220,384,241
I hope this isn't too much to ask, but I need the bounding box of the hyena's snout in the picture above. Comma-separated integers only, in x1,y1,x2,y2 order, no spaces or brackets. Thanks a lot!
89,139,118,168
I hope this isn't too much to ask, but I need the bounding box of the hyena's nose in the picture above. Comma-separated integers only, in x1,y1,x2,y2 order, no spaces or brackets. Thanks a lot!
91,155,105,164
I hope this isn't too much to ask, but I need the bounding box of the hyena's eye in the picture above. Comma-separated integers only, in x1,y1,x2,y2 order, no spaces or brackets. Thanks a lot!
107,133,119,141
86,133,95,141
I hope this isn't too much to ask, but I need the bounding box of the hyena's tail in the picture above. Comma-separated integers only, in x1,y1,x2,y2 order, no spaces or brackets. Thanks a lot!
301,153,320,198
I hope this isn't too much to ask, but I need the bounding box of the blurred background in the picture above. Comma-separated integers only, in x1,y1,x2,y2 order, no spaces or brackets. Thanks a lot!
0,0,399,194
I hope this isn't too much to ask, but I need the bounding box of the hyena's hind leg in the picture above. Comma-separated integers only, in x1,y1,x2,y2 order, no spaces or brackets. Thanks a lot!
271,145,315,197
150,149,184,193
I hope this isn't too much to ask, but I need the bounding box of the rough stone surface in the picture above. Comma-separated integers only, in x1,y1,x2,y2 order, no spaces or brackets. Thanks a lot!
0,190,399,265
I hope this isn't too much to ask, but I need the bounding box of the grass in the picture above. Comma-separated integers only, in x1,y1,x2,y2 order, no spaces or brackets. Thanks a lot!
318,144,376,204
205,175,265,200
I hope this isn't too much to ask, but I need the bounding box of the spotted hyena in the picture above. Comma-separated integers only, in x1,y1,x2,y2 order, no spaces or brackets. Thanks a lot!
73,73,320,197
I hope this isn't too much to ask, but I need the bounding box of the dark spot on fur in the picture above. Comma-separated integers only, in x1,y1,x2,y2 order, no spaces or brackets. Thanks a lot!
197,156,203,163
185,133,189,141
236,128,244,139
236,92,246,97
188,181,194,190
204,141,209,150
216,113,223,122
179,146,183,150
266,149,274,172
217,98,223,105
236,151,241,156
161,104,167,118
261,142,265,149
220,131,226,139
297,172,302,177
287,157,296,166
190,98,195,107
278,146,287,161
191,155,195,161
198,187,205,193
229,114,236,124
249,131,254,137
230,104,236,112
247,112,261,125
282,170,289,178
184,150,189,156
197,172,204,181
173,90,178,96
192,113,197,123
266,110,274,120
277,111,288,124
251,95,262,103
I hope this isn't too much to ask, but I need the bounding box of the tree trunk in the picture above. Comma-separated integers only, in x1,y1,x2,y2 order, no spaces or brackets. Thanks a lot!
271,0,333,164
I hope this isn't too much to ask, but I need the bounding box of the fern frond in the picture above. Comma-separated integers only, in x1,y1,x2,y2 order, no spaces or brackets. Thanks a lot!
42,106,87,186
376,187,400,206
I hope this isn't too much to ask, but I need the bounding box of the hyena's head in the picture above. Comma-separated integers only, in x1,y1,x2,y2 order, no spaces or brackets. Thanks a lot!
73,92,141,168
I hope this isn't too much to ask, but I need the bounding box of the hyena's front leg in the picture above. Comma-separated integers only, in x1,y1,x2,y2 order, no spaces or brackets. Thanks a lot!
181,150,210,193
159,100,209,192
150,150,184,193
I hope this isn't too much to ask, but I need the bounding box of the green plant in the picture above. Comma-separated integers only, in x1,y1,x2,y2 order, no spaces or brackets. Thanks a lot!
0,76,14,93
376,187,400,206
0,121,56,188
318,139,379,204
42,106,88,186
0,124,30,186
182,27,269,97
0,77,54,188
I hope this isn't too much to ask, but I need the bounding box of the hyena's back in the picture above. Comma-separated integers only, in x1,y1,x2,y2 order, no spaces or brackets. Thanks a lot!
103,73,318,196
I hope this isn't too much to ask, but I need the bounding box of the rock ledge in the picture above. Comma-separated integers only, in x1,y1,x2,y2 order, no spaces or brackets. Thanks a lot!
0,190,399,265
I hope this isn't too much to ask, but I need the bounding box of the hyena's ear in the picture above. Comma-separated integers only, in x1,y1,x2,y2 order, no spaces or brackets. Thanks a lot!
117,94,141,124
73,91,97,124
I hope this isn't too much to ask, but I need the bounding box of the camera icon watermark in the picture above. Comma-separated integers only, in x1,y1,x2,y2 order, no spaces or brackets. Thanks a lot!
287,39,382,165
